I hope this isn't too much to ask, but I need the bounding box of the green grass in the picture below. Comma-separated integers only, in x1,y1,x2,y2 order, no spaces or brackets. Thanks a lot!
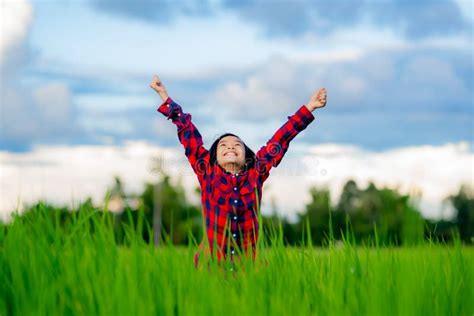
1,205,473,316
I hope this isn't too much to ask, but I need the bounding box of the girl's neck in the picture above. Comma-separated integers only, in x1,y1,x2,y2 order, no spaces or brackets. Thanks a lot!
220,163,243,175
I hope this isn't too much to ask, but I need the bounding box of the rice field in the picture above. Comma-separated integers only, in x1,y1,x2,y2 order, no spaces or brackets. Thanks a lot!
1,205,473,316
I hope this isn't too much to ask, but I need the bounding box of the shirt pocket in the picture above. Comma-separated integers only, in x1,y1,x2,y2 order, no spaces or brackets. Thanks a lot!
211,176,232,205
240,173,258,195
239,178,259,213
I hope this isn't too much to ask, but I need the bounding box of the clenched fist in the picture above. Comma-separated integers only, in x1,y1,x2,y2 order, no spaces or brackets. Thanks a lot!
305,88,327,112
150,75,169,101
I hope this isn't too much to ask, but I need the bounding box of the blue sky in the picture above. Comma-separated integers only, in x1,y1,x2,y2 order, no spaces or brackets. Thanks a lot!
0,0,472,221
2,0,472,153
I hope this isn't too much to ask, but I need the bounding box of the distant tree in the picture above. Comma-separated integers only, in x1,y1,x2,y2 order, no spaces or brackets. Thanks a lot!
138,175,201,245
334,180,424,245
445,184,474,244
103,176,128,212
295,185,334,246
260,196,299,246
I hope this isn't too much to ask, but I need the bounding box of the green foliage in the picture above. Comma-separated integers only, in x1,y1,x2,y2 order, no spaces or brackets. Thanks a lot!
446,184,474,243
295,185,333,246
0,206,473,315
3,176,472,247
291,180,426,246
138,175,202,245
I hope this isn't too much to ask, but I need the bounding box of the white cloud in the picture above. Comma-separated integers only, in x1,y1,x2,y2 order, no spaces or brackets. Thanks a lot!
206,55,319,119
265,141,473,221
1,141,471,223
0,141,187,222
398,56,468,105
0,2,82,146
454,0,474,23
0,0,33,64
1,81,76,142
202,42,471,150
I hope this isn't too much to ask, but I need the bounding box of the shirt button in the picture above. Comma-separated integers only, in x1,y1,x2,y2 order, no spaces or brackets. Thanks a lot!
231,250,235,254
232,233,236,237
234,199,238,204
234,187,238,191
233,216,237,220
178,113,181,116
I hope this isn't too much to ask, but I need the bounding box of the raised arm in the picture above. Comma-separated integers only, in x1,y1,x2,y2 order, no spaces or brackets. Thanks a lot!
255,88,327,183
151,75,209,182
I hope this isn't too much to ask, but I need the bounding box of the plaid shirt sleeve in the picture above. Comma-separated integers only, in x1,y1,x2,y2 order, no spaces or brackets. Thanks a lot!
157,96,209,181
255,104,315,182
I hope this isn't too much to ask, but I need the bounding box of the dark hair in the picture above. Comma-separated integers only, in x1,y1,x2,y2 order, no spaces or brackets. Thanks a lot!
209,133,256,171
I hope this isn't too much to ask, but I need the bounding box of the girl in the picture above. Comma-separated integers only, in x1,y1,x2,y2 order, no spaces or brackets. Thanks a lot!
150,75,327,270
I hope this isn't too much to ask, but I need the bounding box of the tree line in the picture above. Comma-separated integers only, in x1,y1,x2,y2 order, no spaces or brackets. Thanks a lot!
6,175,473,246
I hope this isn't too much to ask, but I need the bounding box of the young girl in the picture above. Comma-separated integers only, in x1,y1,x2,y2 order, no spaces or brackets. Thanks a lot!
150,75,327,269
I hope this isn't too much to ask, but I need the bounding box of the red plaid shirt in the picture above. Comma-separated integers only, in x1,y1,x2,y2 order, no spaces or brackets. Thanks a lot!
157,96,315,267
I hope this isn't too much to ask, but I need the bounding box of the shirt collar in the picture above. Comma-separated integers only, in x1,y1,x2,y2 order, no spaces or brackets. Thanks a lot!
215,163,248,177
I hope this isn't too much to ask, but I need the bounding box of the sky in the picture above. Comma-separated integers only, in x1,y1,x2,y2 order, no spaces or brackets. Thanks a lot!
0,0,473,222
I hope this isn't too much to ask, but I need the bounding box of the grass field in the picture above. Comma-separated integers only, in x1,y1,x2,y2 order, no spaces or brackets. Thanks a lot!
1,205,473,316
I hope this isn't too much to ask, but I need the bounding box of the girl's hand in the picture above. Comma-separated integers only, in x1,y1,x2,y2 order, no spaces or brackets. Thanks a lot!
150,75,169,101
305,88,327,112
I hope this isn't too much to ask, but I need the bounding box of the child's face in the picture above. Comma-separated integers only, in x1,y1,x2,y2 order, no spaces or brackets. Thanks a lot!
216,135,246,169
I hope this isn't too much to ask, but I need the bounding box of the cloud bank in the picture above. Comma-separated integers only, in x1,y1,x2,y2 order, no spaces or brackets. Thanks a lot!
1,141,471,222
